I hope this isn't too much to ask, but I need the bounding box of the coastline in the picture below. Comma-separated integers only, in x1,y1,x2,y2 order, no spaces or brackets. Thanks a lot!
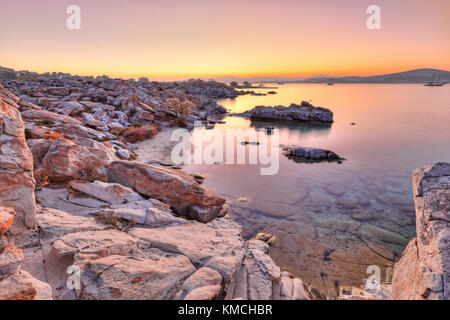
0,68,448,300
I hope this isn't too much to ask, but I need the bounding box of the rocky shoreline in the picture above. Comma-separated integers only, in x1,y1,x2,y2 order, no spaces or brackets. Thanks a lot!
1,69,449,300
0,72,311,300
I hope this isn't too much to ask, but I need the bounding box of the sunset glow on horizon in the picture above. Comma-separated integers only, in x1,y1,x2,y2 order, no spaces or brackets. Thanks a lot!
1,0,449,80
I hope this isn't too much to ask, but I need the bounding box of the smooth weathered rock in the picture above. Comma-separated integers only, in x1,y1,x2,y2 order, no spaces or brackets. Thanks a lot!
175,267,222,300
0,270,52,300
226,240,310,300
130,218,246,282
79,254,196,300
0,85,37,229
184,285,222,300
392,162,450,300
94,200,187,226
52,230,137,259
107,161,226,222
36,187,109,215
69,180,144,205
21,108,81,126
38,138,114,182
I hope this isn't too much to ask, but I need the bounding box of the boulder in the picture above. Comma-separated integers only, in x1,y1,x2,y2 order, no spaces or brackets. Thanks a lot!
93,199,188,226
0,85,37,229
38,138,115,183
130,218,246,282
392,162,450,300
21,108,81,126
47,87,70,96
52,230,138,259
0,270,52,300
174,267,223,300
79,254,196,300
107,161,226,222
27,139,53,167
69,180,143,205
225,240,310,300
241,103,333,123
282,146,342,162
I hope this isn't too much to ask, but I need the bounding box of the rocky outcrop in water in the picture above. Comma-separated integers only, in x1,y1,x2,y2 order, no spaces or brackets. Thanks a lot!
238,101,333,123
282,146,343,162
392,162,450,300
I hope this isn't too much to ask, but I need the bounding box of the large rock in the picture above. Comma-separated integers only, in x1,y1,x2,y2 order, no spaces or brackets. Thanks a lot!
37,138,116,183
79,254,196,300
20,108,81,126
174,267,223,300
0,85,37,229
0,270,52,300
107,161,226,222
69,180,143,205
130,218,246,282
241,103,333,123
392,162,450,300
282,146,342,162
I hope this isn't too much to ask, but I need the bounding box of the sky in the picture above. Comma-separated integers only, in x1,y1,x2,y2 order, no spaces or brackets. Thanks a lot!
0,0,449,80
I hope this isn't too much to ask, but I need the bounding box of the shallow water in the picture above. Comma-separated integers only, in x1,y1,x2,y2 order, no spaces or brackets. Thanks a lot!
184,83,450,297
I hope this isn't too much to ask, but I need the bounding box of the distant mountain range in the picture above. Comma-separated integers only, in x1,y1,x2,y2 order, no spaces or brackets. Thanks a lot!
212,69,450,84
1,66,449,84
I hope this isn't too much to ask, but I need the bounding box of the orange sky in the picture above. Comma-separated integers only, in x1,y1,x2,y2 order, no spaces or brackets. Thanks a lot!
0,0,449,80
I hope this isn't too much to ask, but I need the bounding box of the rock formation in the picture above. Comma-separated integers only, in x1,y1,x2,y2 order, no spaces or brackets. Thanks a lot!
392,162,450,300
238,102,334,123
0,85,37,230
0,81,311,300
282,146,343,162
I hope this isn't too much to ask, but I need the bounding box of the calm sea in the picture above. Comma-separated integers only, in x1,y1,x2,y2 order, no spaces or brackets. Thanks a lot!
184,83,450,297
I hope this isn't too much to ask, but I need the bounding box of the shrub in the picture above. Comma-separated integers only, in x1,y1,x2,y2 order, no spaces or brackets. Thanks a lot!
122,124,158,143
69,110,83,117
94,214,136,232
43,133,65,140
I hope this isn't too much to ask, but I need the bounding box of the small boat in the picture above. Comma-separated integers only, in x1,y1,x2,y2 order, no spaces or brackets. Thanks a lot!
327,82,334,86
425,73,445,86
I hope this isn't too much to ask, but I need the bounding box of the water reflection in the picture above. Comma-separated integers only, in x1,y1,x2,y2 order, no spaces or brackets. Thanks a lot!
184,84,450,298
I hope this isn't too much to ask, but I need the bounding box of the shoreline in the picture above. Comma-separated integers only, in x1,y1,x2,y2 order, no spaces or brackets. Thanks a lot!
1,68,448,300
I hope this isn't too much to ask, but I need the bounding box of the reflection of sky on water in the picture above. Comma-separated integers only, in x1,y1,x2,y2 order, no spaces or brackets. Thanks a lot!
184,84,450,298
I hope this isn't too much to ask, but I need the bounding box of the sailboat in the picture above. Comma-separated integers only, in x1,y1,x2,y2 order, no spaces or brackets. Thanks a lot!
425,73,445,86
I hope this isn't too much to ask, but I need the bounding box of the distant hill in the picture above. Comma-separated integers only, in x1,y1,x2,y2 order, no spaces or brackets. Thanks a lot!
303,69,450,84
212,69,450,84
1,65,448,84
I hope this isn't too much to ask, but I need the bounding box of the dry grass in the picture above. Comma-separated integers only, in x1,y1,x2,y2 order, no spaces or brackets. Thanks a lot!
94,213,136,232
